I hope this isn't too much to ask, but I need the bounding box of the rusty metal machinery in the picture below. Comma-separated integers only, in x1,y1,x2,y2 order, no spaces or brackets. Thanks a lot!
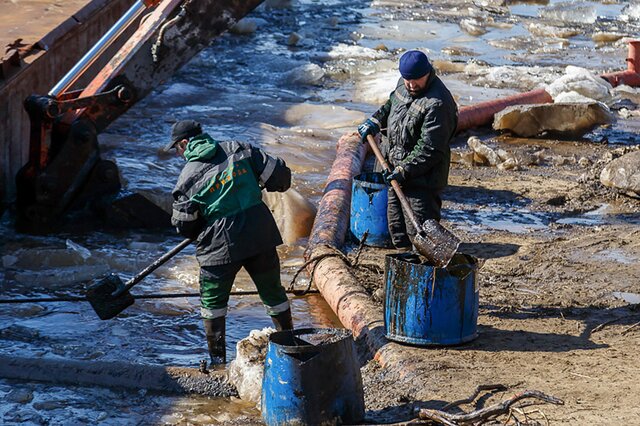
15,0,263,233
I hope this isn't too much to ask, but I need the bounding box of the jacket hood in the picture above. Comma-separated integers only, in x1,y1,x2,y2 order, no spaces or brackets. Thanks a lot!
184,133,218,162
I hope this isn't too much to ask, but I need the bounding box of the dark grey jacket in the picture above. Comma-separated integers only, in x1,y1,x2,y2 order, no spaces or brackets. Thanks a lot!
372,73,458,190
171,138,291,266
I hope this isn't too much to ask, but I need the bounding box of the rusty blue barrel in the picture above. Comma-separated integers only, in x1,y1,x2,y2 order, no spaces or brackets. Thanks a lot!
350,172,392,247
384,253,478,345
261,328,365,426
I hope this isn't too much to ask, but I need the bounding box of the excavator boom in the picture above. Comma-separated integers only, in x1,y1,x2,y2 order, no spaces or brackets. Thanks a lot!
16,0,263,233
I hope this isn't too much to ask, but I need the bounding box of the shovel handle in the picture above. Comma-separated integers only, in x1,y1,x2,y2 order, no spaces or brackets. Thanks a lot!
366,134,423,232
114,237,194,296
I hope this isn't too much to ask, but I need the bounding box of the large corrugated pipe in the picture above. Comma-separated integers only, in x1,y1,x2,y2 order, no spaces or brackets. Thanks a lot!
456,88,553,133
601,40,640,87
306,132,367,253
0,355,237,396
305,132,389,357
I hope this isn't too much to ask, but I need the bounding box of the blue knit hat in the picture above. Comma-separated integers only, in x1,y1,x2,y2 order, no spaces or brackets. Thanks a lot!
399,50,432,79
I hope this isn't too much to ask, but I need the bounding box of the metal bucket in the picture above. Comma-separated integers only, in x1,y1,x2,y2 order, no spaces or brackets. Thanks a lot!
261,328,365,426
350,172,392,247
384,253,479,346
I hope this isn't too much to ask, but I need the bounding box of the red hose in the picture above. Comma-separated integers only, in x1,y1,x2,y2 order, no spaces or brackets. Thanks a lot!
456,88,553,133
601,40,640,87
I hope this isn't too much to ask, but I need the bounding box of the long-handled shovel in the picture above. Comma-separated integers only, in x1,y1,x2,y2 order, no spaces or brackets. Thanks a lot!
366,134,459,267
86,238,193,320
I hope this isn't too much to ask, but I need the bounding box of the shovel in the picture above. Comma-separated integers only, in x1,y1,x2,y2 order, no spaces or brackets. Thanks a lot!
366,134,459,267
86,238,193,320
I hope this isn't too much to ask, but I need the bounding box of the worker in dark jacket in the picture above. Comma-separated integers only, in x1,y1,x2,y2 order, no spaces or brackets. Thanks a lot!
165,120,293,365
358,50,458,249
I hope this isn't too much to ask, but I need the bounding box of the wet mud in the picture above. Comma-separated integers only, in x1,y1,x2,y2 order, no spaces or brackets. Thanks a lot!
351,132,640,424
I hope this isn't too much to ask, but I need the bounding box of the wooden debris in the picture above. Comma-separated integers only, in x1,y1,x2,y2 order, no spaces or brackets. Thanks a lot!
418,390,564,425
441,384,508,411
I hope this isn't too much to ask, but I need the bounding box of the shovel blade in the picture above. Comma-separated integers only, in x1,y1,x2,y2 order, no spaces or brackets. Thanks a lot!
86,274,135,320
411,219,460,268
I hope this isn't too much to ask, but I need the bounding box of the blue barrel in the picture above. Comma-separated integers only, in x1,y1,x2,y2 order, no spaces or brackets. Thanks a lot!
384,253,478,346
350,172,392,247
261,328,365,426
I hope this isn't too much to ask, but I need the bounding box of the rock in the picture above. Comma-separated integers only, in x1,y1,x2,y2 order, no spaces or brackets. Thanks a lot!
0,324,40,341
518,152,541,166
473,152,489,166
6,389,33,403
228,328,275,406
373,288,384,301
578,157,592,168
286,63,325,85
599,151,640,197
493,102,615,138
230,18,260,35
287,32,301,46
533,149,547,164
497,158,518,171
496,148,514,162
467,137,501,166
612,147,631,157
33,401,66,411
451,150,475,167
550,155,571,166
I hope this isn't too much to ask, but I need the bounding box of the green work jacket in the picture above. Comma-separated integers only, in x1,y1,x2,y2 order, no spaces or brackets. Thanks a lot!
171,133,291,266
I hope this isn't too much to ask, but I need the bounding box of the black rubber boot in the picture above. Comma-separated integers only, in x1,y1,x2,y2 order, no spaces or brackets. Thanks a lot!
271,308,294,331
203,317,226,365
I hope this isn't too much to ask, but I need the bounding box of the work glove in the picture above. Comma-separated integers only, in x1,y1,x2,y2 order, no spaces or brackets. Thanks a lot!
357,118,380,144
383,166,405,185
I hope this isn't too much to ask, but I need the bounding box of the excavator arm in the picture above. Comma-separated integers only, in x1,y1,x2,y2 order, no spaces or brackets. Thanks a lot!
15,0,263,233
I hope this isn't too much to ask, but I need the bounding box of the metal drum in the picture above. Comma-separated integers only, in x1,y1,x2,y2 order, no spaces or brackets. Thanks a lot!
384,252,479,346
261,328,365,426
350,172,392,247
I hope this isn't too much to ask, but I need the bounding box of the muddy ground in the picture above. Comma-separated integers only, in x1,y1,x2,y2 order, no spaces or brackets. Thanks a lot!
352,133,640,425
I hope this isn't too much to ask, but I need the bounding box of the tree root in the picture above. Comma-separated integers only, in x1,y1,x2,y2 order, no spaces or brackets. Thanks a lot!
441,384,508,411
418,390,564,425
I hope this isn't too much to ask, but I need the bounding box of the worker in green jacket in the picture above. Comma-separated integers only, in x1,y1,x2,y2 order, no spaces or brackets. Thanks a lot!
165,120,293,365
358,50,458,249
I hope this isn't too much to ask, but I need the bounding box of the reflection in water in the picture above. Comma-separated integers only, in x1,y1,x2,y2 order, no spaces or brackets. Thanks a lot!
1,0,639,423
